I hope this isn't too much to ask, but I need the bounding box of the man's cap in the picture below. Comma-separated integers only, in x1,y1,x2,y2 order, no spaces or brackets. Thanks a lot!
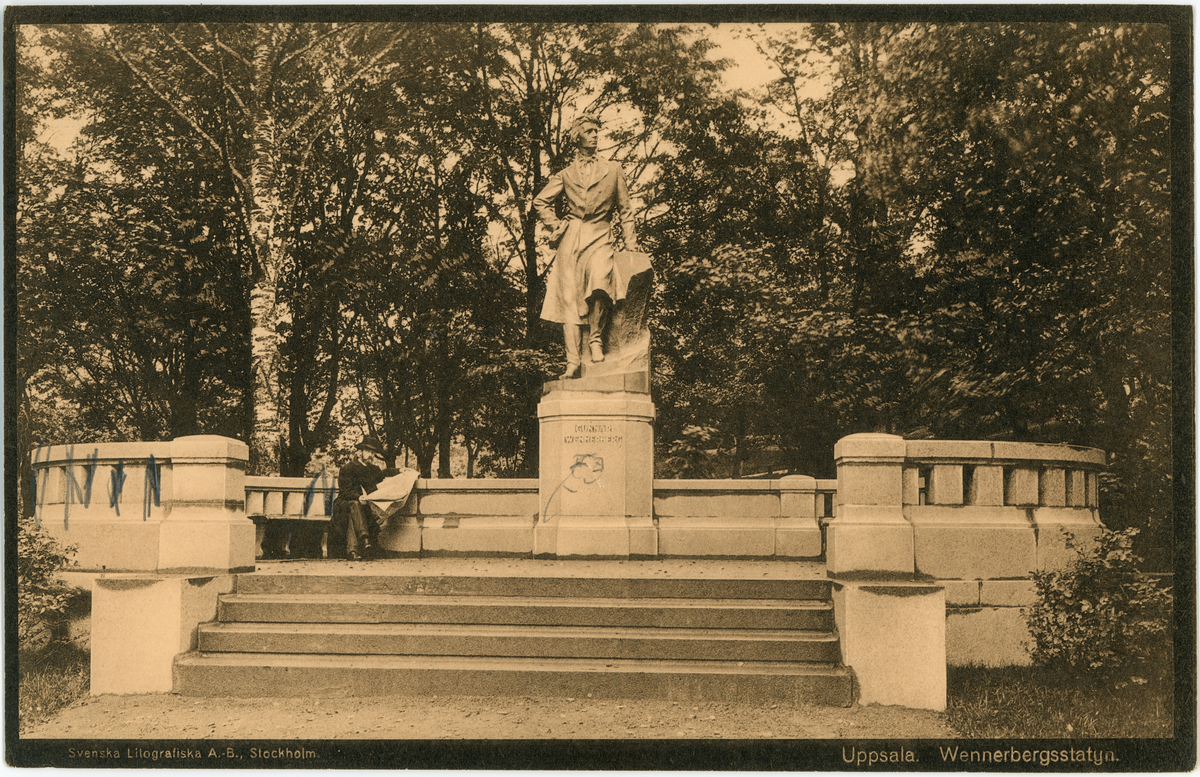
356,435,385,456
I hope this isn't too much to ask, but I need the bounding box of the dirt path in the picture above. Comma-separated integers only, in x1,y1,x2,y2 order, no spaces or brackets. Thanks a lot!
24,692,954,740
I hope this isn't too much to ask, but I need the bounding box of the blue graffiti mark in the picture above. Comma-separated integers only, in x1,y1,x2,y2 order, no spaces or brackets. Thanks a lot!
143,455,161,522
109,460,127,516
29,449,164,526
541,454,605,523
283,466,328,560
82,449,100,508
304,466,329,517
62,445,88,531
30,442,47,529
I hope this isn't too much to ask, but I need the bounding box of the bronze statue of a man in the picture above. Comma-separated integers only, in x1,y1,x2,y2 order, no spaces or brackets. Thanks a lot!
534,114,639,378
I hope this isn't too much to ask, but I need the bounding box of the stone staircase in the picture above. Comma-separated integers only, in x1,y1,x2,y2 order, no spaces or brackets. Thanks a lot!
173,568,852,705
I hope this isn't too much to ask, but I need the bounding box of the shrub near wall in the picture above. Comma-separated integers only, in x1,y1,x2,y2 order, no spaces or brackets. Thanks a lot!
1026,527,1173,681
17,519,78,650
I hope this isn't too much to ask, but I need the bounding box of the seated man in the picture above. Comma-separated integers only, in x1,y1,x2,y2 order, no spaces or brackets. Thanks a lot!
329,435,395,560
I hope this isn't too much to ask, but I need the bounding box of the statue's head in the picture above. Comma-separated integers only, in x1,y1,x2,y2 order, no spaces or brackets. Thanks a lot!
570,114,602,144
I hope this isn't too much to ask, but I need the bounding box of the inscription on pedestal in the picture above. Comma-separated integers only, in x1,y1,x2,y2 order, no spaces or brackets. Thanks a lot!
563,423,624,445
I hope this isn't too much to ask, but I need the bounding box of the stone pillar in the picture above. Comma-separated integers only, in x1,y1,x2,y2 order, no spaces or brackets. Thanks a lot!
832,581,946,710
91,575,233,695
776,475,823,558
827,433,913,576
535,375,656,559
158,435,255,573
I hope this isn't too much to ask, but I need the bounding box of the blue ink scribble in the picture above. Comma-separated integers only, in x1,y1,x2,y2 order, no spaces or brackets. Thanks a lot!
143,455,161,521
82,449,99,507
327,483,338,516
541,454,605,523
30,442,46,529
109,460,127,516
304,466,329,516
62,445,87,531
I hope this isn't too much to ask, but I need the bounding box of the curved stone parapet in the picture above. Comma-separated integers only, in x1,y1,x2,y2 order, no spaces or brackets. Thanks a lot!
828,433,1110,682
29,436,253,574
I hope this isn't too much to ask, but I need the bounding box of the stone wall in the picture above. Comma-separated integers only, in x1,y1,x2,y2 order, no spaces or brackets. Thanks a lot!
904,439,1105,666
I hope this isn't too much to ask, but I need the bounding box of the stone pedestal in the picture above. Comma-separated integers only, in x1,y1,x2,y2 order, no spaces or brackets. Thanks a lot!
536,376,655,559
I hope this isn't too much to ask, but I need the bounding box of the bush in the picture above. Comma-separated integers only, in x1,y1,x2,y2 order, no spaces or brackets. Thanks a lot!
17,518,78,650
1026,527,1173,681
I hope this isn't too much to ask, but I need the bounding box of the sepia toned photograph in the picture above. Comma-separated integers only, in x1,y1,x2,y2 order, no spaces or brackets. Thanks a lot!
5,5,1193,770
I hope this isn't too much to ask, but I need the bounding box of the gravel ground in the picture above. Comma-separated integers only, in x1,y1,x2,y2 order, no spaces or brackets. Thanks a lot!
23,691,954,740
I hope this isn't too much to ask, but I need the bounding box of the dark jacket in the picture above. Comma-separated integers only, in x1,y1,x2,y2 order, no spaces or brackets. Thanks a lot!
337,459,386,502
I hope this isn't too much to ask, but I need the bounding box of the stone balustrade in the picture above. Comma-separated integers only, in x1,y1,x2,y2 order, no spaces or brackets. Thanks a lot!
244,475,836,560
825,433,1108,709
245,474,338,522
901,439,1106,579
245,474,337,559
246,476,540,558
828,434,1105,578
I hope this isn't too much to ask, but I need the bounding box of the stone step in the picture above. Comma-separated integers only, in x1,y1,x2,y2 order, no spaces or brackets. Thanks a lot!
197,621,842,663
218,593,834,630
234,573,832,601
173,652,853,705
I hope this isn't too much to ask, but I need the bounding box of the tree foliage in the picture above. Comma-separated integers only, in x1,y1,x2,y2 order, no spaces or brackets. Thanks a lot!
643,22,1172,566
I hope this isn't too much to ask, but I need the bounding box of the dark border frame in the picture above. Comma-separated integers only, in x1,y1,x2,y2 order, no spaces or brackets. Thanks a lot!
4,5,1193,770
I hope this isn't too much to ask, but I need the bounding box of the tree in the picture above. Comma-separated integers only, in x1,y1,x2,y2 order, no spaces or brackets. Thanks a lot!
642,87,845,476
21,149,251,441
18,27,253,450
14,24,78,516
733,23,1171,563
23,22,741,480
46,22,425,473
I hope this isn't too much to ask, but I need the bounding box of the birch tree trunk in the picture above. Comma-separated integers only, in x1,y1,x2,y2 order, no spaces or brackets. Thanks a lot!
245,36,289,474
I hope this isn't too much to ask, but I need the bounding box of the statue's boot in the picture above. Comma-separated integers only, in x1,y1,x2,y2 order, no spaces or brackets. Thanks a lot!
561,324,583,379
588,296,610,363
